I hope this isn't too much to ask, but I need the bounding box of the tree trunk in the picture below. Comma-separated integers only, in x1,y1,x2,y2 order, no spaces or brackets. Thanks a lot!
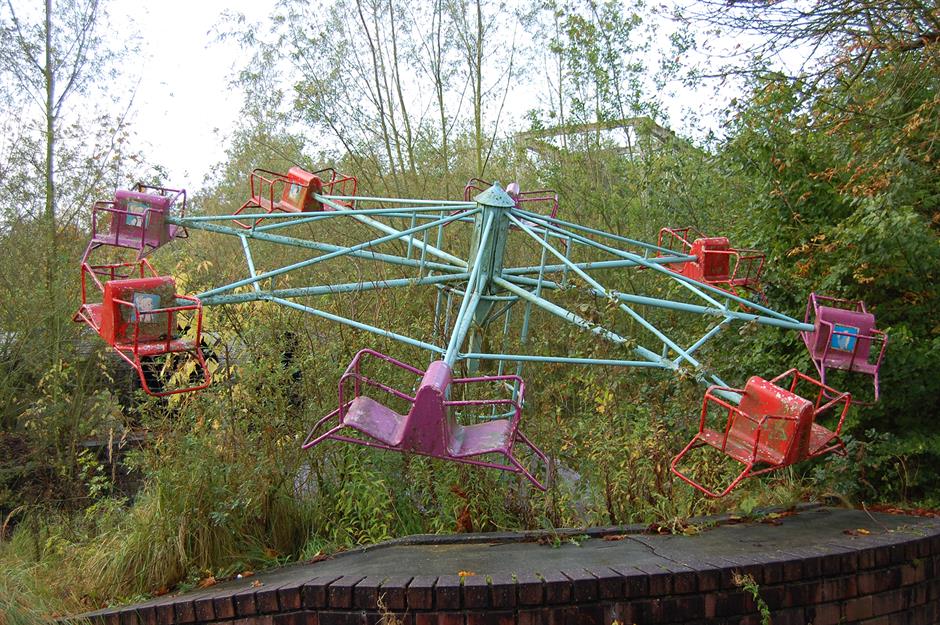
44,0,59,360
473,0,483,176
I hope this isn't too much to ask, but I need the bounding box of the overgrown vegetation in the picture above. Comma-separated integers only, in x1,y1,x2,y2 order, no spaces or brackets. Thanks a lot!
1,0,937,621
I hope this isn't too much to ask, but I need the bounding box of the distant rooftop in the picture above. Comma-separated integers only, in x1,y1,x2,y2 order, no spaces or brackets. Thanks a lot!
515,116,675,159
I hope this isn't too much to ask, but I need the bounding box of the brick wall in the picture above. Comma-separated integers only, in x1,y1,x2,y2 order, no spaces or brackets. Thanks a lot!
92,526,940,625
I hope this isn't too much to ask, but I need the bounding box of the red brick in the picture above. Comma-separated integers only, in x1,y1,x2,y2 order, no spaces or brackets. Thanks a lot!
406,577,436,611
235,616,272,625
560,569,597,603
845,595,874,621
378,576,412,612
465,610,514,625
273,613,306,625
488,575,516,609
772,607,805,625
318,611,364,625
353,576,385,610
586,568,622,600
602,604,625,625
234,591,257,617
633,565,671,596
540,571,572,605
118,611,139,625
807,601,843,625
435,576,462,611
786,580,822,606
329,576,366,609
703,594,717,619
910,579,929,606
759,584,786,611
628,598,658,623
435,613,463,625
304,577,343,609
872,588,906,617
517,609,544,625
901,562,927,586
569,604,603,625
609,566,647,598
714,590,754,617
461,575,490,609
821,576,857,602
516,574,544,606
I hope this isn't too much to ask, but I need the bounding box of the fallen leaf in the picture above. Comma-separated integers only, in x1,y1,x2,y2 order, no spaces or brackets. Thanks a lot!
197,576,217,589
309,553,333,564
458,570,476,577
603,534,627,541
251,580,263,588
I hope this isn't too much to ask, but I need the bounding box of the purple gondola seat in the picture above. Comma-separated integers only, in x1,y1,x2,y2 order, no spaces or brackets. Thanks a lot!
303,350,549,490
801,293,887,404
82,185,187,263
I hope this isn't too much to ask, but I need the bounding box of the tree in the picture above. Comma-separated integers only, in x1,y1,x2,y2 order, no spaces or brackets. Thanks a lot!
689,0,940,501
0,0,121,359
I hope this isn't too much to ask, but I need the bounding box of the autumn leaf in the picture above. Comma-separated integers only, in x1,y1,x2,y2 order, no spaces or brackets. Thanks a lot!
197,576,217,589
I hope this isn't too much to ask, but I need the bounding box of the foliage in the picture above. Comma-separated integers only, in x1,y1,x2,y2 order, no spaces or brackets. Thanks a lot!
717,16,940,501
2,0,940,620
733,571,771,625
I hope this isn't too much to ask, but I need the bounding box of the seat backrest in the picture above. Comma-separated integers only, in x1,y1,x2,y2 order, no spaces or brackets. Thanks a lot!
691,237,731,280
399,360,452,456
112,190,172,248
736,376,815,465
101,276,177,345
280,167,324,212
812,305,876,364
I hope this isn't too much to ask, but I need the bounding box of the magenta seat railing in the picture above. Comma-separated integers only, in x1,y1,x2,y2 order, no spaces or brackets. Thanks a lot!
302,349,549,489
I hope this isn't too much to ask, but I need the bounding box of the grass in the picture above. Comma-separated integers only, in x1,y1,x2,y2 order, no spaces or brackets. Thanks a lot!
0,521,89,625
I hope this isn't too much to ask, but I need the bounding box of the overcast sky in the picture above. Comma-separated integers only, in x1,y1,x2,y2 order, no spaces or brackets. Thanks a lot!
109,1,780,194
115,0,277,190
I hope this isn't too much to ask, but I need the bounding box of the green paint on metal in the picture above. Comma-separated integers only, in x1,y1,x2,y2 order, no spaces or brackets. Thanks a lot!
472,182,516,208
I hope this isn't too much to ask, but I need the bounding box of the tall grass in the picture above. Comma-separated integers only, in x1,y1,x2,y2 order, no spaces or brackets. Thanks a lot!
0,518,89,625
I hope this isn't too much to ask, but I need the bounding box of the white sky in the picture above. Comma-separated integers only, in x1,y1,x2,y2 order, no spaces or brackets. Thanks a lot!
115,0,277,190
111,1,786,194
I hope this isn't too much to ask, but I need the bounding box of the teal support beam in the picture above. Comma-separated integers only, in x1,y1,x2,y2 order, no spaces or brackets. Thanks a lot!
465,183,515,373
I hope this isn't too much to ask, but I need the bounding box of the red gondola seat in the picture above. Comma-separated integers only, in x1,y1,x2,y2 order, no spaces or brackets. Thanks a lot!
657,227,766,302
232,166,358,228
74,260,210,396
670,369,850,498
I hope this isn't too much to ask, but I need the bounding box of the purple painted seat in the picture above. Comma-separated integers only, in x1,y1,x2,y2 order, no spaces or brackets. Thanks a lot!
801,293,887,404
302,350,549,490
82,185,187,263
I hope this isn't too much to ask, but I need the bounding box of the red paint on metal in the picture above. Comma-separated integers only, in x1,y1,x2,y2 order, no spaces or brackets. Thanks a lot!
671,369,851,498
